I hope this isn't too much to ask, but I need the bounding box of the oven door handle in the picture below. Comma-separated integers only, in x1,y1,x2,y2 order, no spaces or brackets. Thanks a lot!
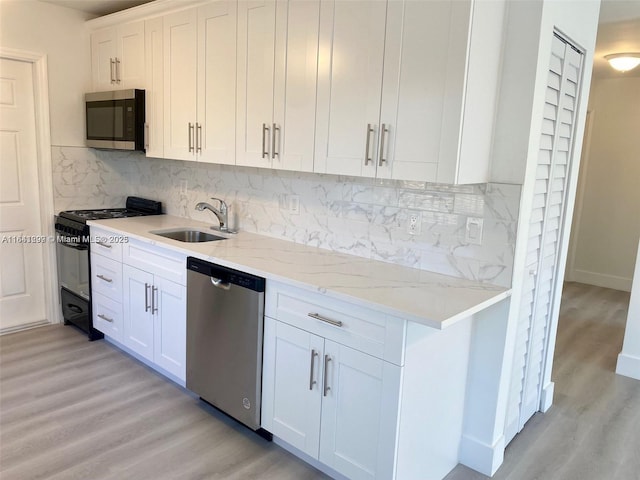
58,241,88,251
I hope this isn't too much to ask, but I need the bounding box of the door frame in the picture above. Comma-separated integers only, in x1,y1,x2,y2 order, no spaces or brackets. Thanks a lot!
0,47,59,330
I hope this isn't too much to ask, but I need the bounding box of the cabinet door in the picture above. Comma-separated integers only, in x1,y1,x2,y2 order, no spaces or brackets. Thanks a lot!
122,265,154,362
378,0,469,183
117,21,145,89
197,0,237,165
145,16,164,157
236,0,277,168
271,0,320,172
163,8,198,161
314,0,387,177
153,276,186,381
262,318,323,458
319,341,401,480
91,27,117,91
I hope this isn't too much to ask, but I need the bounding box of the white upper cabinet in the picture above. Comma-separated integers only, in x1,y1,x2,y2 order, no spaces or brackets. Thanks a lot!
314,0,387,178
315,0,505,184
144,16,164,157
163,8,198,161
197,1,237,165
236,0,320,172
163,2,237,163
91,21,145,91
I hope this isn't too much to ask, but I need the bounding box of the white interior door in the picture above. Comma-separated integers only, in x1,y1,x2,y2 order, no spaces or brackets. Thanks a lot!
505,34,584,444
0,58,47,332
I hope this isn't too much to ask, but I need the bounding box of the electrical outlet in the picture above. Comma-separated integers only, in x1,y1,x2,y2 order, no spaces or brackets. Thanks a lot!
289,194,300,215
465,217,484,245
407,212,421,235
179,180,188,197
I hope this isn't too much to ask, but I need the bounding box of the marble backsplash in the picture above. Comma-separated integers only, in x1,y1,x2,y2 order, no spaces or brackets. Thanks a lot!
52,146,521,287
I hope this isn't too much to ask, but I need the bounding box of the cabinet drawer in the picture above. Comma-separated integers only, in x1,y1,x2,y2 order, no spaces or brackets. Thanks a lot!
266,282,406,366
93,292,123,342
90,227,124,261
123,238,187,285
91,252,123,302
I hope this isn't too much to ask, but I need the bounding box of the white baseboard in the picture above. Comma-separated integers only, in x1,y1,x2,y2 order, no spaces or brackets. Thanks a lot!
570,269,632,292
458,434,505,476
539,381,555,412
616,353,640,381
0,319,50,335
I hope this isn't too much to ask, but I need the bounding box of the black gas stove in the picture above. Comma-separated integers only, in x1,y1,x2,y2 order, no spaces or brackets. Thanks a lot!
55,197,162,340
56,197,163,239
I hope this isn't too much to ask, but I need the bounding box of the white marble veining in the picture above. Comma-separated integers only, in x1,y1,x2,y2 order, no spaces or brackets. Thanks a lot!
52,146,521,287
89,215,511,329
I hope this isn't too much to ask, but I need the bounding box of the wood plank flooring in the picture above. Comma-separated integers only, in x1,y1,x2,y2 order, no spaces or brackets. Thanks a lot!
0,325,327,480
1,282,638,479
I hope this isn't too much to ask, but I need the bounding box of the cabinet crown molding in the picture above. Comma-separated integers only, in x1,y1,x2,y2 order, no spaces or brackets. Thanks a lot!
85,0,212,30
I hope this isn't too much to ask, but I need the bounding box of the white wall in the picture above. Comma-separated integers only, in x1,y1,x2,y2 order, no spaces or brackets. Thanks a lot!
0,0,92,147
568,76,640,292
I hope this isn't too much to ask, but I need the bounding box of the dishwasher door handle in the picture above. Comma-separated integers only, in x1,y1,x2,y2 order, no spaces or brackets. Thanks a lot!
210,276,231,290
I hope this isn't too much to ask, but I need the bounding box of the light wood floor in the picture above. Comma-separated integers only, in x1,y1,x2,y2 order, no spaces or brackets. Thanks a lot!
1,282,638,480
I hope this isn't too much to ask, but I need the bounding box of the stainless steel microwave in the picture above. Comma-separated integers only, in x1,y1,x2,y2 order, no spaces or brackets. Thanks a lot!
85,89,145,151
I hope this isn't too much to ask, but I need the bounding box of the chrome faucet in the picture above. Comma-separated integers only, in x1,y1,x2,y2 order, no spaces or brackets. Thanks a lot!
195,197,229,232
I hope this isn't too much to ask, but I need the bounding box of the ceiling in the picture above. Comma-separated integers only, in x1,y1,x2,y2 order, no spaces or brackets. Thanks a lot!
41,0,640,77
40,0,152,17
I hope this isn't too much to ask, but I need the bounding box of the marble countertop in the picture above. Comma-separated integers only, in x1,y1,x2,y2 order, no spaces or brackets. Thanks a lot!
88,215,511,329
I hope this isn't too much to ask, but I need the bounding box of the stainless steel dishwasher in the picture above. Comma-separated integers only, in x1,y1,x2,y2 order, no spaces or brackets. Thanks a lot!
186,257,267,435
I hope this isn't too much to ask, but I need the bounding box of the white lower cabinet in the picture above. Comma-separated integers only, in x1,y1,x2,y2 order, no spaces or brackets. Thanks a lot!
262,314,401,479
122,263,186,381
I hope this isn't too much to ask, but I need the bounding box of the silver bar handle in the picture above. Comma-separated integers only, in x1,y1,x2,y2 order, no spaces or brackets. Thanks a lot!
364,124,375,165
309,349,318,390
272,123,280,159
116,58,121,83
152,286,158,314
188,123,194,153
95,241,112,249
211,276,231,291
197,123,202,153
262,123,270,159
308,312,343,328
110,58,115,84
144,283,150,312
97,314,114,323
96,274,112,283
144,123,149,149
379,123,389,166
323,355,331,396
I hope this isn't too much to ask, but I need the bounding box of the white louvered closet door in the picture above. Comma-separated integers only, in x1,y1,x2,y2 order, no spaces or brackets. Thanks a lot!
505,34,584,444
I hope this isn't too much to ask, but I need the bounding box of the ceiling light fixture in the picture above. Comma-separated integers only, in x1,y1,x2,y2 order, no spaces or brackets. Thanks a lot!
605,53,640,72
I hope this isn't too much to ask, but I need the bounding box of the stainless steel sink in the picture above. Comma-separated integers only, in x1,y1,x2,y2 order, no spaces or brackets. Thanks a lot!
150,229,226,243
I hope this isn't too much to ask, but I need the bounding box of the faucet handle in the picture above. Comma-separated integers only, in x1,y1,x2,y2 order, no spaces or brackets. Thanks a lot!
210,197,227,213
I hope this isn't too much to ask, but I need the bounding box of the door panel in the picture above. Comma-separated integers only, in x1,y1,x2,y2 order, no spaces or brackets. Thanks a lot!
236,0,277,168
319,340,400,480
261,318,323,458
198,0,237,165
145,16,164,157
163,8,197,161
118,21,145,89
154,276,186,380
314,0,386,177
91,28,116,91
123,265,154,361
0,58,47,331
